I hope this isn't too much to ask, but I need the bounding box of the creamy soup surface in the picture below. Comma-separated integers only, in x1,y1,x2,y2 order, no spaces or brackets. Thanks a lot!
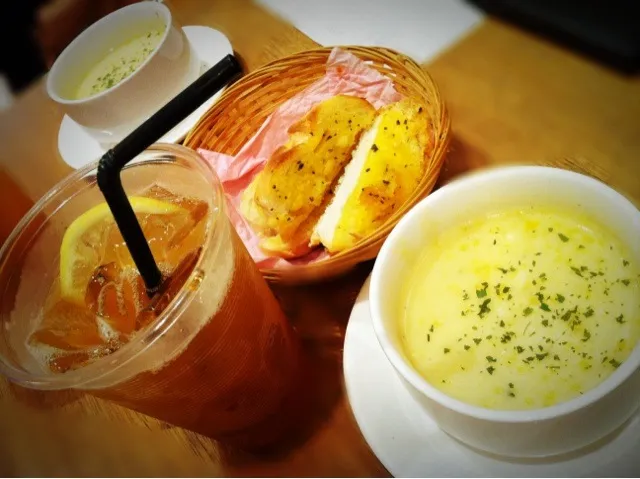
75,28,165,99
401,207,640,410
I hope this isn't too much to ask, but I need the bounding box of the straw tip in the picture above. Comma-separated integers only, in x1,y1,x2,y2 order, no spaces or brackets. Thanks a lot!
97,149,117,190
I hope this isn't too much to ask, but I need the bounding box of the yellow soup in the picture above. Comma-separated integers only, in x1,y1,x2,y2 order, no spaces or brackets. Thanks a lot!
401,207,640,410
75,29,165,99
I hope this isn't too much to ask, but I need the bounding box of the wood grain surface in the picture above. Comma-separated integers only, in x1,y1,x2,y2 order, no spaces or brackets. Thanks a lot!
1,0,639,476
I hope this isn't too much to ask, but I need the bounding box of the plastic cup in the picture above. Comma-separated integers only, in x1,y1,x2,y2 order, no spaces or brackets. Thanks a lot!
0,144,301,447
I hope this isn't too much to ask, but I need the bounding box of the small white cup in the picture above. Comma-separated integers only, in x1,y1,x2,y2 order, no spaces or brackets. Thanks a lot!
370,166,640,458
46,1,201,146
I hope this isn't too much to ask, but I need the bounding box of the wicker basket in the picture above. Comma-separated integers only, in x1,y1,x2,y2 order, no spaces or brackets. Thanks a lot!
185,46,451,284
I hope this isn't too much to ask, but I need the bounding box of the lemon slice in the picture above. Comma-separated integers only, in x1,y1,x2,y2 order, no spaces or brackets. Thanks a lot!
60,197,183,304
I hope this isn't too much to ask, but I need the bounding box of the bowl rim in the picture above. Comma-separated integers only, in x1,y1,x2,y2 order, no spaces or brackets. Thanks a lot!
46,1,172,105
370,165,640,423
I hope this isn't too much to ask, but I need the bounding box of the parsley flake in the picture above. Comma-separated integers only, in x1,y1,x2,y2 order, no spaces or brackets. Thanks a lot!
479,298,492,317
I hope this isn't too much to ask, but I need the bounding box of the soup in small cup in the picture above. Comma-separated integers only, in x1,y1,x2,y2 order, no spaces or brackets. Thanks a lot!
370,166,640,457
46,2,200,146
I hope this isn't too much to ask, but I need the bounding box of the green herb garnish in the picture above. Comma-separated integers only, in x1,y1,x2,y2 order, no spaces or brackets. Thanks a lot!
501,332,513,343
561,307,576,321
479,298,492,317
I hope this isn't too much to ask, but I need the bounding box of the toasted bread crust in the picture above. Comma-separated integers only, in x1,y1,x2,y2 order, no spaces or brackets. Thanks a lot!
321,98,434,253
241,95,376,257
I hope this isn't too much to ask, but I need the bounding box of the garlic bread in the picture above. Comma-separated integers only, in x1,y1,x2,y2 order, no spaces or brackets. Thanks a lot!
312,98,433,253
240,95,377,258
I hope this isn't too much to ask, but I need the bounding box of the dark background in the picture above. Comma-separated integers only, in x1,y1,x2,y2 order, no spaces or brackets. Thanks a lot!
0,0,638,97
0,0,136,94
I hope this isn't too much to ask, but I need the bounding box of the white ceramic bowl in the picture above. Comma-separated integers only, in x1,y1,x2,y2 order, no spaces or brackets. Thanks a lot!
46,1,200,146
370,165,640,458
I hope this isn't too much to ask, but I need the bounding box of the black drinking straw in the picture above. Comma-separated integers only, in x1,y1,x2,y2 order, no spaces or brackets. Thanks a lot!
97,54,242,295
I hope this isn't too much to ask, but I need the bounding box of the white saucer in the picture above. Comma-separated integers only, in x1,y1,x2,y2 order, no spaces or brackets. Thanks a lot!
58,26,233,170
343,276,640,477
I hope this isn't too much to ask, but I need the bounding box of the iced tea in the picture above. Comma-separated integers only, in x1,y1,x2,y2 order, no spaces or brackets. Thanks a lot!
0,145,300,445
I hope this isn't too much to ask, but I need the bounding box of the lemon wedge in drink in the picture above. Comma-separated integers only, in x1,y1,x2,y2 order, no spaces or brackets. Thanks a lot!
60,197,182,304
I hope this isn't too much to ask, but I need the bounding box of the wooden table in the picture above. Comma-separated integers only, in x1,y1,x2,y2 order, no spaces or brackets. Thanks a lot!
1,0,639,476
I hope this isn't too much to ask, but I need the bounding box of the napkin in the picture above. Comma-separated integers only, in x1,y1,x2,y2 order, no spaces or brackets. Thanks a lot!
198,48,401,269
256,0,485,64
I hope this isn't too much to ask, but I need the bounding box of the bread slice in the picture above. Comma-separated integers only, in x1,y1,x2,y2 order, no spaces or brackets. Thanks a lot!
240,95,377,258
312,98,433,253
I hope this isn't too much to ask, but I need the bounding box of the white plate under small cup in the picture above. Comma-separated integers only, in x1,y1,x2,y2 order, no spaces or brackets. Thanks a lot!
58,26,233,170
343,276,640,477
